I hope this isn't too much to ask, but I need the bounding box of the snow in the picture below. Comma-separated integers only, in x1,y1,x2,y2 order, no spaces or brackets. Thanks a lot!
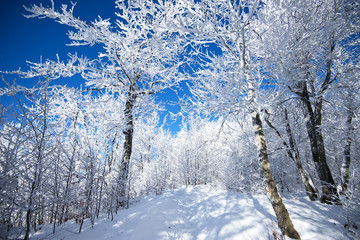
30,185,358,240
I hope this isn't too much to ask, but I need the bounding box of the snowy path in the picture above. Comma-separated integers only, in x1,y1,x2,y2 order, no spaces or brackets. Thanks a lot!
31,185,358,240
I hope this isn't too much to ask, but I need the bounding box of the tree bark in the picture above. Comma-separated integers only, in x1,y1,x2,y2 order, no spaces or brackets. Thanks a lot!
247,74,300,239
284,109,319,201
264,108,318,201
299,81,340,204
117,90,137,208
24,186,34,240
251,110,300,239
340,107,354,195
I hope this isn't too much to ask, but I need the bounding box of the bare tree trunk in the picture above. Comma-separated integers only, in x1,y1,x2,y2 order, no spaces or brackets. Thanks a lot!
251,109,300,239
247,78,300,239
96,166,106,219
24,185,35,240
284,109,319,201
340,107,354,195
117,90,137,209
264,108,318,201
299,81,340,204
52,149,60,234
78,214,85,234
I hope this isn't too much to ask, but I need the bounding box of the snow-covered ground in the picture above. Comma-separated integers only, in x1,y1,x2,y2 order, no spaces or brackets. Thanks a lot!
29,185,359,240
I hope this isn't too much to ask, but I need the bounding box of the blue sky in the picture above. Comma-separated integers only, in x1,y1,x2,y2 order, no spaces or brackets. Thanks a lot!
0,0,184,133
0,0,116,78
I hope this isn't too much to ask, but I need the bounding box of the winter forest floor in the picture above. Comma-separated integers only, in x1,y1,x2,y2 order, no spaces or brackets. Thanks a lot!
27,185,359,240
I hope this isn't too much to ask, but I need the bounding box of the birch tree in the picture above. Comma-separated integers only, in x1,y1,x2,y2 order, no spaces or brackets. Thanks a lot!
177,1,300,238
339,85,359,195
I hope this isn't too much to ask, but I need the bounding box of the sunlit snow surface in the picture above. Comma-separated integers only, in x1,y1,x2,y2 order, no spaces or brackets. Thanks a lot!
31,185,359,240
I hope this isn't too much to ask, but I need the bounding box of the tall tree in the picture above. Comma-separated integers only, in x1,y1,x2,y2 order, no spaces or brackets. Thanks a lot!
333,70,360,196
20,0,186,207
259,0,359,204
177,1,300,238
340,89,356,195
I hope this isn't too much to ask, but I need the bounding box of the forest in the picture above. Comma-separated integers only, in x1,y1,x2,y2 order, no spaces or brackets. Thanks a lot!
0,0,359,239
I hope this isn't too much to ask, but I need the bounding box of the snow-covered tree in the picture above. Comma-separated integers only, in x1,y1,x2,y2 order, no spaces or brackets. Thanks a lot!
259,0,359,204
174,1,300,238
19,0,187,208
1,0,359,238
0,77,56,239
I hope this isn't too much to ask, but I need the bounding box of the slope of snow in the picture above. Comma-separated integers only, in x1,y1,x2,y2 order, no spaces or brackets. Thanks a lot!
30,185,359,240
